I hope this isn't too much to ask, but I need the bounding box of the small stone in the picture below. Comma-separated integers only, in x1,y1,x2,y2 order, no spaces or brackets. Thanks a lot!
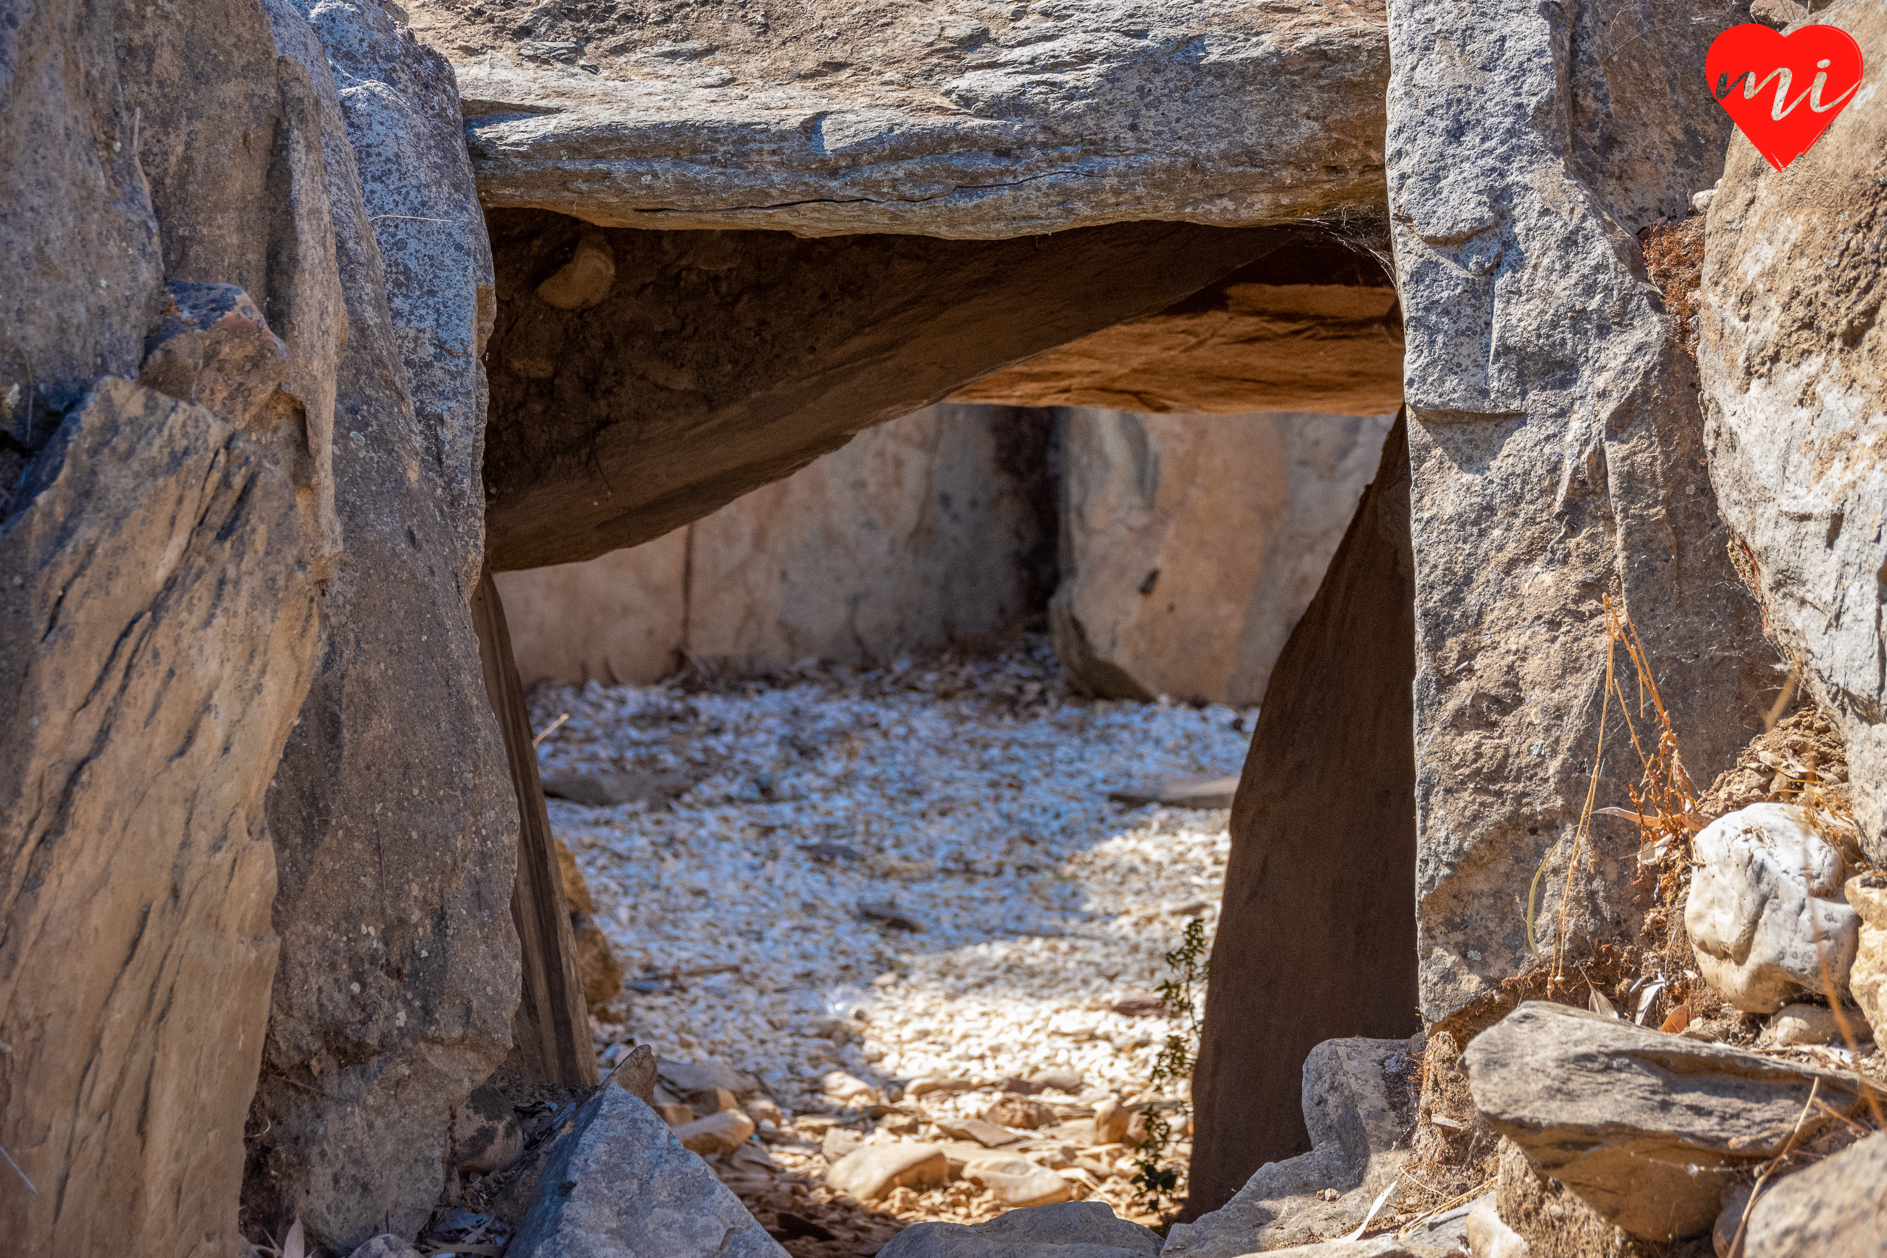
825,1143,948,1202
858,900,926,932
1107,775,1240,810
1028,1070,1086,1094
1846,873,1887,1043
932,1115,1026,1148
821,1126,864,1163
535,231,616,311
1110,990,1168,1017
744,1096,788,1128
1465,1198,1529,1258
346,1237,426,1258
962,1154,1077,1207
1092,1097,1135,1145
656,1102,697,1128
1685,804,1860,1013
672,1107,757,1155
879,1110,922,1136
907,1075,976,1098
1757,1003,1862,1048
820,1070,878,1105
982,1095,1055,1130
449,1084,524,1176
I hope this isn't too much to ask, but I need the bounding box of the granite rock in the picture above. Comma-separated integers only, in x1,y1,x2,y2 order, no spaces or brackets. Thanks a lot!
1743,1130,1887,1258
1387,0,1768,1030
1697,0,1887,868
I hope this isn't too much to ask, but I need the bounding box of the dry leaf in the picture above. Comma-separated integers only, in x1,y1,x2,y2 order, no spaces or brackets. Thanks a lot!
1660,1003,1690,1034
283,1220,305,1258
1588,989,1619,1019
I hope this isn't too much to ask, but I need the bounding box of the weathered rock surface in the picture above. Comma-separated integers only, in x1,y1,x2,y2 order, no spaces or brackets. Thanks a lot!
1187,416,1419,1214
1464,1002,1871,1240
673,1108,758,1155
1686,804,1860,1013
952,243,1403,416
496,403,1056,683
554,837,626,1007
877,1200,1162,1257
1697,0,1887,868
1052,408,1393,704
242,1,527,1248
961,1155,1076,1207
826,1144,950,1203
481,213,1343,571
510,1085,786,1257
1388,0,1769,1030
410,0,1389,239
1848,873,1887,1042
1743,1130,1887,1257
0,380,317,1256
1489,1136,1626,1258
451,1083,525,1176
138,281,292,428
1168,1034,1418,1254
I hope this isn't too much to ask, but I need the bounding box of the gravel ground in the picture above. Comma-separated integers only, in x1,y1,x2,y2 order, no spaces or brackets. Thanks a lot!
527,640,1253,1243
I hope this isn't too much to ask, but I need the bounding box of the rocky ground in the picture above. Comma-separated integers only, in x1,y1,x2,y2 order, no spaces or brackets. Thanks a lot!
527,639,1252,1251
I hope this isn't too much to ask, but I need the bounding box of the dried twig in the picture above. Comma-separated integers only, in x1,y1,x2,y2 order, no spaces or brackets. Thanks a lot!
533,711,571,747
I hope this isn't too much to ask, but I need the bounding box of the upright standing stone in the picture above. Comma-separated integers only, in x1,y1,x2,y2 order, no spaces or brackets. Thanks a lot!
1386,0,1769,1031
244,2,524,1249
1187,415,1419,1215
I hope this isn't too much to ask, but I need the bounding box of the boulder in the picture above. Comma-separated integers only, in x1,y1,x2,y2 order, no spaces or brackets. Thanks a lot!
1697,0,1887,868
1052,409,1395,704
1186,416,1420,1214
961,1155,1076,1207
1387,0,1769,1032
241,1,535,1248
480,213,1329,572
509,1085,786,1257
412,0,1388,238
1463,1002,1872,1240
1848,874,1887,1042
950,241,1404,417
495,403,1056,684
1167,1035,1418,1255
878,1200,1162,1257
0,380,317,1256
1686,804,1861,1012
825,1144,950,1203
1743,1131,1887,1257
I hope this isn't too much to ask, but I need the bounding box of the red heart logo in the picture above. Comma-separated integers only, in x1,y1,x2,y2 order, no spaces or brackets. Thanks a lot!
1707,23,1864,170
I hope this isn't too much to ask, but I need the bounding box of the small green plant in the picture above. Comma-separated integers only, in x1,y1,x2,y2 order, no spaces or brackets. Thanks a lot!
1130,916,1210,1217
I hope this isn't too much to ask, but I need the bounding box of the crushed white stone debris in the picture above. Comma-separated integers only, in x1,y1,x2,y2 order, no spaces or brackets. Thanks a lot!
528,640,1250,1234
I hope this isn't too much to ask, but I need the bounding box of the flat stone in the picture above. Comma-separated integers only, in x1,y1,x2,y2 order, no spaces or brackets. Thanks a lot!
541,769,689,807
410,0,1389,239
1743,1131,1887,1257
982,1096,1055,1131
672,1108,757,1156
825,1143,949,1203
508,1085,784,1257
658,1058,759,1098
961,1156,1076,1208
933,1116,1026,1148
1757,1004,1858,1049
907,1076,978,1098
879,1200,1161,1257
1464,1002,1871,1240
1108,775,1242,810
1686,804,1860,1013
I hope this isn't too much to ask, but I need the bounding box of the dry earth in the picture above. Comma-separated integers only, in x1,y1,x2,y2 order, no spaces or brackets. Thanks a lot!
527,640,1252,1249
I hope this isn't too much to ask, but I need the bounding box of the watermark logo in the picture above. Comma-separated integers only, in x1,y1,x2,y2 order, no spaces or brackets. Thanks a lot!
1707,23,1864,170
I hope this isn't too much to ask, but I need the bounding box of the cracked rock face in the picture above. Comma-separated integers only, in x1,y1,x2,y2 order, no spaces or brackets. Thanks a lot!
408,0,1390,238
1386,0,1769,1030
1698,0,1887,869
